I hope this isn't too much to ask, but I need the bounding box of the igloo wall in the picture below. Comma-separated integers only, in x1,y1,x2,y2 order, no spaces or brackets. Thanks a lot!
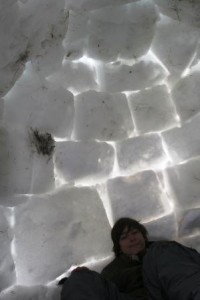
1,0,200,298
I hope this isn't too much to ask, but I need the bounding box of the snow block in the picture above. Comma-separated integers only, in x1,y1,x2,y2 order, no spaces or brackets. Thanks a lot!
54,141,114,184
47,60,98,94
63,10,88,60
163,114,200,163
172,71,200,122
97,60,167,92
0,1,28,69
74,90,133,141
153,0,200,28
180,235,200,254
87,1,158,61
0,195,27,208
107,170,169,223
128,85,177,134
116,133,168,175
0,62,25,98
151,16,198,76
14,186,111,284
19,0,67,76
144,213,177,241
4,70,74,139
166,158,200,211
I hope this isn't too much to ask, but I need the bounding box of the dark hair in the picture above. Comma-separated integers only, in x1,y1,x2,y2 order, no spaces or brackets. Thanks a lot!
111,217,148,257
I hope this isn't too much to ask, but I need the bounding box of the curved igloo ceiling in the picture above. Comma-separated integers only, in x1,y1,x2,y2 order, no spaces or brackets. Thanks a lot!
1,0,200,298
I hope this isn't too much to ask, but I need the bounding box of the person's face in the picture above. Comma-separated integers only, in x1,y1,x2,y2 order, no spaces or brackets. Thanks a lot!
119,227,146,256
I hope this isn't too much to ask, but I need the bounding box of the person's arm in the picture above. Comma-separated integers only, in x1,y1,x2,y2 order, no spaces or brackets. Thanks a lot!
143,270,165,300
71,266,89,272
143,248,166,300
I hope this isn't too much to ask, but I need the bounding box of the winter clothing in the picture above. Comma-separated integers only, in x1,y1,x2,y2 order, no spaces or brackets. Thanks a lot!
143,241,200,300
60,269,132,300
60,241,200,300
102,254,147,300
60,253,147,300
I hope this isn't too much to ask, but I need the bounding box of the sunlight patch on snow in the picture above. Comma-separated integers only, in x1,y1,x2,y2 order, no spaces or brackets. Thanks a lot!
75,55,100,70
96,184,114,227
160,133,173,166
54,167,67,188
8,208,15,228
161,170,176,213
147,50,170,76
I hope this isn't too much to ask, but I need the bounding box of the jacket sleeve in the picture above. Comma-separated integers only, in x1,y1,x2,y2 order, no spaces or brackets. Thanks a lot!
143,268,165,300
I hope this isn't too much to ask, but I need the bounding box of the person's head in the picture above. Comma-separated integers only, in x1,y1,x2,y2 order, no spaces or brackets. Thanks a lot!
111,218,148,257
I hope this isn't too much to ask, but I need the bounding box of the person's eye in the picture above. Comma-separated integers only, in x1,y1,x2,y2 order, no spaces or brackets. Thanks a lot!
131,230,138,235
120,234,127,240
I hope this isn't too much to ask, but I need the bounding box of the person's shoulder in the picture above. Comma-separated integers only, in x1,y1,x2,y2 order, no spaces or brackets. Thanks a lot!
147,240,188,251
147,240,200,255
148,240,171,247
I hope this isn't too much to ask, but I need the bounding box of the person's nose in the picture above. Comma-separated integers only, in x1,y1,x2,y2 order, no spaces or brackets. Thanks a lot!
128,233,136,242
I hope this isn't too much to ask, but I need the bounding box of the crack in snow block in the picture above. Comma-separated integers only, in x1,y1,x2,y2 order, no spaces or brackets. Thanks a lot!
54,141,114,184
47,60,98,94
87,0,158,62
74,90,133,141
3,69,74,139
0,207,16,292
107,170,169,222
162,114,200,163
97,60,167,93
166,158,200,211
151,15,198,78
14,186,112,285
172,71,200,122
128,85,177,134
0,126,55,196
116,133,168,176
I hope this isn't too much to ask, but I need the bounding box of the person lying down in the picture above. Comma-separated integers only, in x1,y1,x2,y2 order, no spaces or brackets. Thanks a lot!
59,217,200,300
